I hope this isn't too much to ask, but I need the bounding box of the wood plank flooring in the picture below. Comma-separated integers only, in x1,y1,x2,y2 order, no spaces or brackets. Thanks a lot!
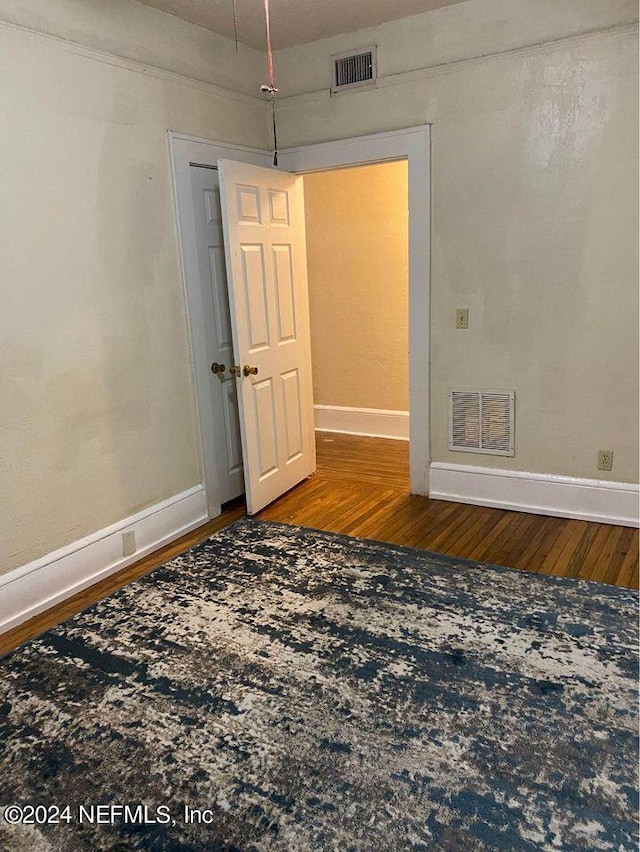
1,432,637,657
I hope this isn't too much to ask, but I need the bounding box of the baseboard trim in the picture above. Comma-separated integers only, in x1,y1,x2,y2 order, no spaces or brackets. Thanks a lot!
429,463,639,527
0,485,208,635
314,405,409,441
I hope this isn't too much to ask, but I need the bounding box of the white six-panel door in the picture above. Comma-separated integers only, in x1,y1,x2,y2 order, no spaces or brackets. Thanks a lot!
217,160,316,514
189,165,244,504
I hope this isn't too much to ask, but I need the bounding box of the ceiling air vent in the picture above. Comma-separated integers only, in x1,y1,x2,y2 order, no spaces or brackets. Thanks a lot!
449,389,515,457
331,47,376,94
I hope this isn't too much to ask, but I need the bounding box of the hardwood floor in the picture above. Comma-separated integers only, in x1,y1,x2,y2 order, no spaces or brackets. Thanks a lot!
1,432,637,657
261,434,639,585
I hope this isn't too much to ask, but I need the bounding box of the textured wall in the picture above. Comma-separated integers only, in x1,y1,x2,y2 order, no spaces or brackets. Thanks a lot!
303,162,409,411
0,4,267,574
275,0,639,483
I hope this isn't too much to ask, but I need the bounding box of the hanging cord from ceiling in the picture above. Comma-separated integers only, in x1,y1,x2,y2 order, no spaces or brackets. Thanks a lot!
261,0,279,166
232,0,239,52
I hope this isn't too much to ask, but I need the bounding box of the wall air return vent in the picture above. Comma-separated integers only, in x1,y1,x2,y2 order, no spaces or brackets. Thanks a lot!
331,47,376,94
449,389,515,456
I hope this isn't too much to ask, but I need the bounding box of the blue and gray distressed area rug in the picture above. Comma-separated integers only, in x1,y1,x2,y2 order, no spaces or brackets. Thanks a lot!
1,519,638,851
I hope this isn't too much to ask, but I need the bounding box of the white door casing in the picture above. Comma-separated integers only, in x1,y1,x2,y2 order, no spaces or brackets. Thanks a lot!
217,159,316,514
169,127,430,514
189,166,244,504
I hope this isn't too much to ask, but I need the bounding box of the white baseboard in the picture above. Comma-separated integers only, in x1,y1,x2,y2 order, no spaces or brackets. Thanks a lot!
429,462,639,527
0,485,208,636
314,405,409,441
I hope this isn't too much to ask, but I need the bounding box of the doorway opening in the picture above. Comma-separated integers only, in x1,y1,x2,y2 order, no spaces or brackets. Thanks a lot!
302,161,409,484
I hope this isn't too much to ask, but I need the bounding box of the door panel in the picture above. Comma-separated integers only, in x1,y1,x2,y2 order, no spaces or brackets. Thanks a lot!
221,376,243,477
208,247,232,349
218,160,316,514
253,378,279,479
269,190,289,224
237,185,262,223
273,245,297,342
240,245,270,350
281,369,303,462
190,167,244,504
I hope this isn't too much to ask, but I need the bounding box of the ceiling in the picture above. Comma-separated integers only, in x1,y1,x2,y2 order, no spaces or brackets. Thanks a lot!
137,0,467,50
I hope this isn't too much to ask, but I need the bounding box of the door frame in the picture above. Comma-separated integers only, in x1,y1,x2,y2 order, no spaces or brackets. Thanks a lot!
169,125,431,516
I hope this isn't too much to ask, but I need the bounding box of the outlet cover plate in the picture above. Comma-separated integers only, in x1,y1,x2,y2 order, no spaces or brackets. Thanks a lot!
456,308,469,329
597,449,614,472
122,530,136,557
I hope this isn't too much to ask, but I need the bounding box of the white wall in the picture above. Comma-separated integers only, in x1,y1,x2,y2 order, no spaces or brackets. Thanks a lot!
275,0,639,484
0,2,267,575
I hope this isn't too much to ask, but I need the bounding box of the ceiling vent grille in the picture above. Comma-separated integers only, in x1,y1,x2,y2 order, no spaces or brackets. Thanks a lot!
449,389,515,456
331,47,376,93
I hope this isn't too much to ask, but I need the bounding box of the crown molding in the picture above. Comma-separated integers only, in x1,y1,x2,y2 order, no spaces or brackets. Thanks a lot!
0,17,262,107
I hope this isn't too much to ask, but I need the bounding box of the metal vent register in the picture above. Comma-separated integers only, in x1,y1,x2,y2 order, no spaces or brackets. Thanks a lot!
449,389,515,456
332,47,376,92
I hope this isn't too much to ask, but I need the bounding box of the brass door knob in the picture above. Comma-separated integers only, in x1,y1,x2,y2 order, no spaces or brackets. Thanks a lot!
243,365,259,376
229,365,241,377
211,362,226,374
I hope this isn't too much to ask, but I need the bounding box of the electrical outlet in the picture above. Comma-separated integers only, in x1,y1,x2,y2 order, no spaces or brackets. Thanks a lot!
122,530,136,557
597,450,613,472
456,308,469,329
